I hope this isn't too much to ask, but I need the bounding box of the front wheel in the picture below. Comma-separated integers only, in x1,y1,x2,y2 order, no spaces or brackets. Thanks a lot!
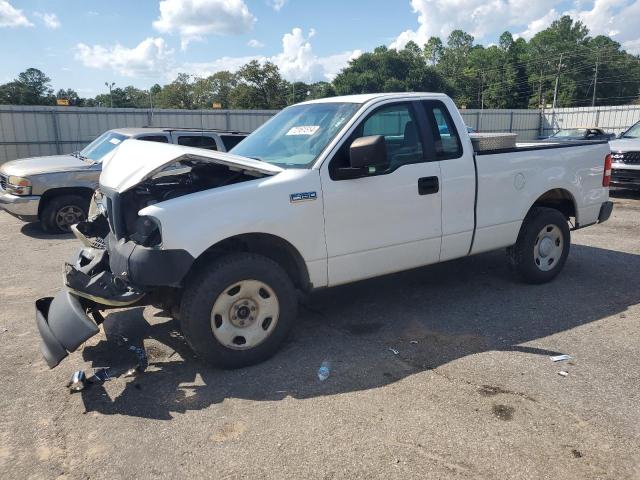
508,207,571,284
40,194,89,233
180,253,298,368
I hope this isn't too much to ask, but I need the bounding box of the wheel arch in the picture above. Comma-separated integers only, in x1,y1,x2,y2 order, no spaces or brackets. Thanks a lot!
190,233,312,292
38,187,95,217
526,188,577,222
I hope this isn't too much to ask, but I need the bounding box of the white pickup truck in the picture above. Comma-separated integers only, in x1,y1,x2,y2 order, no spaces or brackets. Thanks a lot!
35,93,613,369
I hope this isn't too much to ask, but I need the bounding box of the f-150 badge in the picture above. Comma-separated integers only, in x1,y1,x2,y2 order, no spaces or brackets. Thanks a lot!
290,191,317,203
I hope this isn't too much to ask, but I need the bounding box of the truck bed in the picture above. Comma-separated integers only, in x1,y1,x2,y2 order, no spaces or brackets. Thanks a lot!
474,139,609,156
470,139,610,255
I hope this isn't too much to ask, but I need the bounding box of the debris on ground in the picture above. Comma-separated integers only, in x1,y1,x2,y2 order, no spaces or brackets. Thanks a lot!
89,368,111,383
123,364,143,378
317,360,331,381
128,345,148,367
67,370,87,392
558,370,569,377
409,340,418,345
550,354,572,362
389,348,399,355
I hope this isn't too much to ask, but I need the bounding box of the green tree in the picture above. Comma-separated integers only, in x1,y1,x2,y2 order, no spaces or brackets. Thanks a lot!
230,61,288,109
155,73,195,109
333,44,449,95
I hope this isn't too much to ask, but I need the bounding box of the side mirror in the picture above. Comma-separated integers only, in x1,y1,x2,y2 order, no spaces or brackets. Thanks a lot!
349,135,388,169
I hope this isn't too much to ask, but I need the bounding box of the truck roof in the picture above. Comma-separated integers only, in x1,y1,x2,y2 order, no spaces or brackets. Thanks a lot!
110,127,248,136
299,92,450,105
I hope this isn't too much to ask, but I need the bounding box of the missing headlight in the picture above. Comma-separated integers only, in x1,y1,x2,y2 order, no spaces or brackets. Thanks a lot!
129,216,162,247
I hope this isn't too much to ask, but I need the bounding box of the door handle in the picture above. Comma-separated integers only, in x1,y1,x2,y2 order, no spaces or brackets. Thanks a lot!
418,176,439,195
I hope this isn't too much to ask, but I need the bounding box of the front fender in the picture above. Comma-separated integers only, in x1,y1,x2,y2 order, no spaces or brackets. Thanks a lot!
140,169,328,287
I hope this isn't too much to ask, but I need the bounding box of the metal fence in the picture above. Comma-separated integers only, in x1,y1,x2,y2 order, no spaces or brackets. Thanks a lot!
459,109,542,140
0,106,277,164
541,105,640,137
2,103,640,164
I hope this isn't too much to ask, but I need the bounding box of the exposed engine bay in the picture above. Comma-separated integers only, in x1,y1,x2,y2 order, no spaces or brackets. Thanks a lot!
120,159,266,235
79,158,268,248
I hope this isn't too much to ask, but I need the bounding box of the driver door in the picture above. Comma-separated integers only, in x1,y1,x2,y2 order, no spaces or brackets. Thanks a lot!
320,101,442,286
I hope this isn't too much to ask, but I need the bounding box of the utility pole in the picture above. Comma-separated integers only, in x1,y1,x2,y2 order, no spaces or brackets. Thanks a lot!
552,53,563,110
538,63,545,107
592,52,599,107
147,89,154,125
105,81,115,108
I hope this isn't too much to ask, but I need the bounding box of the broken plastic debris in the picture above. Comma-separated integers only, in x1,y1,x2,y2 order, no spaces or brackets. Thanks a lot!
389,348,399,355
123,364,143,378
550,354,572,362
558,370,569,377
90,368,111,383
67,370,86,392
317,360,331,381
409,340,418,344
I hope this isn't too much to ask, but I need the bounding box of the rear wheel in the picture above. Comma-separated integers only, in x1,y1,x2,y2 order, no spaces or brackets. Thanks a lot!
40,194,89,233
508,207,570,284
180,253,298,368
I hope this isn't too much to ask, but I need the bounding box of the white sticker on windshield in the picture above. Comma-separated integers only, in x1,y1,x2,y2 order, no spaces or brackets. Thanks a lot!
286,126,320,136
109,138,122,145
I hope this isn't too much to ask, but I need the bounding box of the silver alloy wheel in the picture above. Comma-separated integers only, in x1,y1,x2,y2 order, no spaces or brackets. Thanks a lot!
210,279,280,350
55,205,86,231
533,224,564,271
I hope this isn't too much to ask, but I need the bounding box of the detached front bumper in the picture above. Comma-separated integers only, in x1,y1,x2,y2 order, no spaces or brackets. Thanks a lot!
0,191,40,221
35,228,194,368
36,291,102,368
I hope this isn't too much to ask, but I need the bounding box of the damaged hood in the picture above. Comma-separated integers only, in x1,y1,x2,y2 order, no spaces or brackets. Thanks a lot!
99,139,283,193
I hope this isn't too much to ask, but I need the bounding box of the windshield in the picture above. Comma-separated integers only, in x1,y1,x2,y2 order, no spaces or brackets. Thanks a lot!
552,129,586,138
230,102,360,168
80,131,128,161
621,121,640,139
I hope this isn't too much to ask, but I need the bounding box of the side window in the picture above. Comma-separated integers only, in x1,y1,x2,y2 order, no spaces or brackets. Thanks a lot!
177,135,218,150
220,135,245,151
329,103,425,178
423,102,462,160
138,135,169,143
360,104,423,168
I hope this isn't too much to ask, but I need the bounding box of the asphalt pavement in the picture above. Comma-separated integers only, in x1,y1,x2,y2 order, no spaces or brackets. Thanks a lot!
0,191,639,479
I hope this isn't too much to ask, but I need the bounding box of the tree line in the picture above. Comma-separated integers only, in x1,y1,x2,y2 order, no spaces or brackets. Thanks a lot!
1,16,639,110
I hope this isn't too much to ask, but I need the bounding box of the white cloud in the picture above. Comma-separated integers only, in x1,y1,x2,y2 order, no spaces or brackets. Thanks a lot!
391,0,559,48
35,12,61,30
272,27,360,81
0,0,32,27
268,0,288,11
153,0,256,49
74,37,174,77
518,9,558,40
175,27,360,82
247,38,265,48
566,0,640,53
391,0,640,56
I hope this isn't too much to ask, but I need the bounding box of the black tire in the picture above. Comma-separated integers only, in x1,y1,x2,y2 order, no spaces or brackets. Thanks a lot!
508,207,571,284
40,194,89,233
180,253,298,369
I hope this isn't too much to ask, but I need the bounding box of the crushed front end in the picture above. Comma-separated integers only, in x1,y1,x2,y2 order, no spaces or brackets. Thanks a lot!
36,189,194,368
34,143,276,368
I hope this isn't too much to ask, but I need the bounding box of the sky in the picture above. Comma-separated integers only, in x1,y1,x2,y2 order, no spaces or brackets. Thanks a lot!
1,0,639,97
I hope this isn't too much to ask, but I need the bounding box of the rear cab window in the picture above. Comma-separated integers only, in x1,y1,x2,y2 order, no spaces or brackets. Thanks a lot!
422,101,463,160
